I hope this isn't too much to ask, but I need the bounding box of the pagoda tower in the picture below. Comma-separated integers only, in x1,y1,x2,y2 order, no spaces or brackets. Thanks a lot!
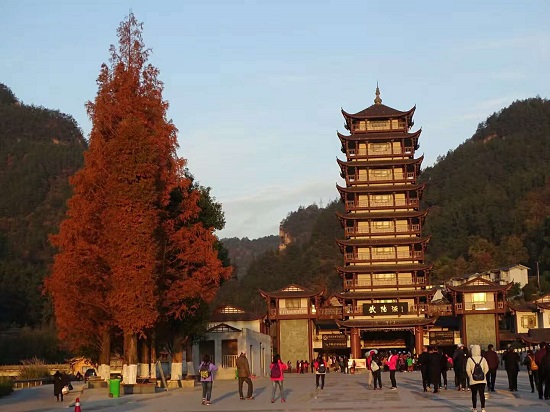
335,87,435,357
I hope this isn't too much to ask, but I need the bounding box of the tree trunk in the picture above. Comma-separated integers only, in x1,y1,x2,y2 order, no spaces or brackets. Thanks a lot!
139,335,150,378
124,331,138,384
184,336,195,378
98,328,111,380
170,334,183,381
150,331,157,379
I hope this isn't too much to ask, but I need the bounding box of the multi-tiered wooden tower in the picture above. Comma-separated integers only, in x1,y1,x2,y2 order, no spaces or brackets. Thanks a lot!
335,87,434,356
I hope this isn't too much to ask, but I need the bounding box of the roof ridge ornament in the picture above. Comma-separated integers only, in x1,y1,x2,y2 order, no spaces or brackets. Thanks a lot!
374,83,382,105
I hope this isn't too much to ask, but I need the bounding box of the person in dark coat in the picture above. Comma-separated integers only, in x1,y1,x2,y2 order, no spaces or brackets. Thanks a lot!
417,346,430,392
428,346,442,393
502,346,520,391
453,344,468,391
535,342,547,399
53,370,64,402
483,344,499,392
540,348,550,399
236,352,254,400
439,350,449,390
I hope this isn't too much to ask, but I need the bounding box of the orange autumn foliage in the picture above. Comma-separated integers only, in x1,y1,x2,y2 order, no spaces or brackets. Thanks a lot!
45,13,231,354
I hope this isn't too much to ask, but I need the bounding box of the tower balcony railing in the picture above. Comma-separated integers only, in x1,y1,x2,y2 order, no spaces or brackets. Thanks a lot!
346,175,417,185
316,307,343,318
269,307,309,317
347,146,414,158
345,224,420,236
345,199,419,209
410,304,453,316
454,301,505,313
344,277,425,288
345,251,423,261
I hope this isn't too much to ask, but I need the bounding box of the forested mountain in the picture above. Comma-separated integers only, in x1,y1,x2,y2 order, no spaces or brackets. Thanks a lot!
421,97,550,283
0,84,86,327
217,97,550,312
220,236,278,279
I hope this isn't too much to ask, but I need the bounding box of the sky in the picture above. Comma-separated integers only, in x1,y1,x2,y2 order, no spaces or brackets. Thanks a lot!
1,1,549,239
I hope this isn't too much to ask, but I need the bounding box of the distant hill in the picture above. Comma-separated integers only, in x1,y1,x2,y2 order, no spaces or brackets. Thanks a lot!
0,84,86,327
220,235,279,279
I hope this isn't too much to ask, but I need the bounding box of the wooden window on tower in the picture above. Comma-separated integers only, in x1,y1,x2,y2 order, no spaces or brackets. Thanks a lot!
370,169,391,181
471,293,487,303
285,298,301,309
521,315,536,329
372,194,391,206
355,121,366,131
370,142,391,154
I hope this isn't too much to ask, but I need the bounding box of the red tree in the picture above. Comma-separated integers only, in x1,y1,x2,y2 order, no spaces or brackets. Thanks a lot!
46,13,231,382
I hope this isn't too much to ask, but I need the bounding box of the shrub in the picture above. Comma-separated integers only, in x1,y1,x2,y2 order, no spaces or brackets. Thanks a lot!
18,357,50,380
0,377,14,397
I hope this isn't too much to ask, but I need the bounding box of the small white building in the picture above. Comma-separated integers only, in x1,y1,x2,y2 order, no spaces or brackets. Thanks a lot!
449,264,529,289
191,305,272,380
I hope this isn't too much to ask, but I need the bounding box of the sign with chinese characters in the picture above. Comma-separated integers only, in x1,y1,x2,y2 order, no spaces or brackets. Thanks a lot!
362,302,408,316
322,334,348,349
428,331,455,346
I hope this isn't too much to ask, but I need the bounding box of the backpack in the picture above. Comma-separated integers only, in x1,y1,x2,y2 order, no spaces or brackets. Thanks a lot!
317,361,326,374
471,357,484,381
530,356,539,371
446,355,453,369
271,362,281,379
199,362,211,379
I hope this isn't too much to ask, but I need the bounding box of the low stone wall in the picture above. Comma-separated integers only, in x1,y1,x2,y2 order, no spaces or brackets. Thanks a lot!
0,364,70,378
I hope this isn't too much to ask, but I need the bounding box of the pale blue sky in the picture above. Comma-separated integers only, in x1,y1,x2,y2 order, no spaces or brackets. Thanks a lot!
1,1,549,239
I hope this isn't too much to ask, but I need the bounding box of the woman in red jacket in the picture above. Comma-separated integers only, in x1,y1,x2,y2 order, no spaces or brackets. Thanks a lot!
388,350,398,389
270,354,288,403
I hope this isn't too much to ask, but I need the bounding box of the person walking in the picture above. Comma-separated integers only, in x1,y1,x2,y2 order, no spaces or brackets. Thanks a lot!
523,349,537,393
418,346,430,392
366,350,375,388
483,344,499,392
440,351,450,390
371,353,382,389
314,356,327,390
502,346,520,391
387,350,398,389
453,343,468,391
541,347,550,399
466,344,489,412
198,354,218,406
53,371,65,402
428,346,442,393
270,354,288,403
236,351,254,400
535,342,547,399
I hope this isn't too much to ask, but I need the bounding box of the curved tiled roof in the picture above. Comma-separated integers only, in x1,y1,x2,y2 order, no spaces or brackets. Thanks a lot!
336,183,425,194
338,289,432,299
337,129,421,141
336,263,432,274
336,316,435,329
336,235,430,247
336,156,424,169
335,210,427,220
341,104,416,120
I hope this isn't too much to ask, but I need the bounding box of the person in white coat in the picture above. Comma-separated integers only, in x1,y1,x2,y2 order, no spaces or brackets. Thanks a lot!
466,344,490,412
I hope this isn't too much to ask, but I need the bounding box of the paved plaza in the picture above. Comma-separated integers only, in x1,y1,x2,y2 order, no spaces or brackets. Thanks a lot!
1,370,549,412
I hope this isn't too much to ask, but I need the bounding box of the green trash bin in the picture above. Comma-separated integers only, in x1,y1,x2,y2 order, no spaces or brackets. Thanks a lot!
109,378,121,398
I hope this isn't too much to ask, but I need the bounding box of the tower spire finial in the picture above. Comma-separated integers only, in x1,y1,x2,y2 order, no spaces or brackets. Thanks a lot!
374,82,382,105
